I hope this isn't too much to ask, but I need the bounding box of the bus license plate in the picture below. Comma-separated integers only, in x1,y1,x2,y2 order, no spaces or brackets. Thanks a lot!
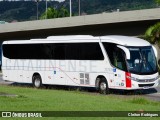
143,86,149,89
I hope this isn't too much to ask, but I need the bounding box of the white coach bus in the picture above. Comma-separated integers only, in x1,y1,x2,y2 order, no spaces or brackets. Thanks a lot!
1,35,159,94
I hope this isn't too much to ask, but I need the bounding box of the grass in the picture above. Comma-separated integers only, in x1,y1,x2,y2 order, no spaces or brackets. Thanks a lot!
0,85,160,120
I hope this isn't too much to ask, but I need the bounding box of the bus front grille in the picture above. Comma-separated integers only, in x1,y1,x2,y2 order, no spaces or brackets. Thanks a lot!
138,83,155,87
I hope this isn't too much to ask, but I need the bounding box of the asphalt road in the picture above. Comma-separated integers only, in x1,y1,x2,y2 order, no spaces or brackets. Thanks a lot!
0,74,160,101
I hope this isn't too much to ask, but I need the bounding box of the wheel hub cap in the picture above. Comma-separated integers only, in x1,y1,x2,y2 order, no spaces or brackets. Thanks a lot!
35,79,40,87
100,82,106,90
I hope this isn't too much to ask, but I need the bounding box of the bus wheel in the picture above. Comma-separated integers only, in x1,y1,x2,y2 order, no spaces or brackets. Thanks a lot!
99,78,109,94
32,75,42,88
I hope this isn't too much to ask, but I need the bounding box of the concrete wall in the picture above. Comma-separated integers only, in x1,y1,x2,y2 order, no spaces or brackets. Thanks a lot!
0,8,160,40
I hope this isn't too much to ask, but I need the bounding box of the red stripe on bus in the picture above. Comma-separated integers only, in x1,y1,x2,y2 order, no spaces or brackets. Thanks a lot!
126,72,131,88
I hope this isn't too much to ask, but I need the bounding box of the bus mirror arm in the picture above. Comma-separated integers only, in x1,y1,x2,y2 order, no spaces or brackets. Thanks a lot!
117,45,130,60
152,45,158,58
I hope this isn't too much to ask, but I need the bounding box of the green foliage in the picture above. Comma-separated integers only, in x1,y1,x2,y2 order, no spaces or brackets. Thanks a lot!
129,97,150,105
155,0,160,4
40,7,69,19
0,85,160,120
58,7,70,18
40,7,58,19
0,0,158,22
0,85,160,111
144,22,160,46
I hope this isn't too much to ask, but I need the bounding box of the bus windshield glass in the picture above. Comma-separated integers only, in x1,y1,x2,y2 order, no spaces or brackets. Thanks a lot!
126,46,157,75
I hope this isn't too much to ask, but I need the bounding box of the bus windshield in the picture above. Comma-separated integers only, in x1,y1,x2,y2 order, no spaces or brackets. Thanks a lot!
103,43,158,75
126,46,157,75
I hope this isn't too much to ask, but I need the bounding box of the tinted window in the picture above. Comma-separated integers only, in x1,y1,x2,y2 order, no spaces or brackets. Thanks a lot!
66,43,104,60
103,43,127,71
126,46,158,75
2,43,104,60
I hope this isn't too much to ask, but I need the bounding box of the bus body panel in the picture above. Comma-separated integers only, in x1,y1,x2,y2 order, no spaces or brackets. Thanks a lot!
1,35,159,90
130,72,159,89
108,68,126,89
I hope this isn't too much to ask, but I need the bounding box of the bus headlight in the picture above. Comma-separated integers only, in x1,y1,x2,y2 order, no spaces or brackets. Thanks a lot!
130,76,159,82
153,75,159,80
126,75,138,82
130,77,138,82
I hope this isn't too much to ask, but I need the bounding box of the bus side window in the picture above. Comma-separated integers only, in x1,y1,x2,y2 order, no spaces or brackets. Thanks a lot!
113,50,125,70
103,43,127,71
54,44,66,60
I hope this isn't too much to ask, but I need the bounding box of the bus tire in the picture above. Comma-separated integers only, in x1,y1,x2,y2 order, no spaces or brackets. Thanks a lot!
32,74,42,88
99,78,109,94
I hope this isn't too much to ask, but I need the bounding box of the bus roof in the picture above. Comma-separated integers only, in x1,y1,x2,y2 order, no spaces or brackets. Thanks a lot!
3,35,151,47
46,35,96,40
3,35,98,44
100,35,151,46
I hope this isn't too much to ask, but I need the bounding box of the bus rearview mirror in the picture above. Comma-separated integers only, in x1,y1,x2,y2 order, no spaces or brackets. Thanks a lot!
117,45,130,60
152,45,158,58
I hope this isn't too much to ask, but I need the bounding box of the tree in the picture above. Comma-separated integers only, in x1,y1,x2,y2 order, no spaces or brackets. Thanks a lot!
155,0,160,4
58,7,69,18
40,7,58,19
40,7,69,19
144,22,160,63
144,22,160,46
